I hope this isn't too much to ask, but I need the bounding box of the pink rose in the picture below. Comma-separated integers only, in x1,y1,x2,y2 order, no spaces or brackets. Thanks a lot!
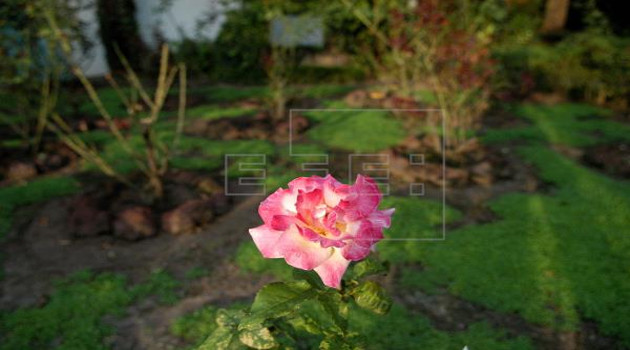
248,174,395,288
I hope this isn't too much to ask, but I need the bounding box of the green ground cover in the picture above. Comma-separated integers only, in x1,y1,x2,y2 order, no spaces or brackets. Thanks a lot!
170,301,532,350
385,103,630,344
482,103,630,146
0,176,80,238
0,270,181,350
306,109,407,152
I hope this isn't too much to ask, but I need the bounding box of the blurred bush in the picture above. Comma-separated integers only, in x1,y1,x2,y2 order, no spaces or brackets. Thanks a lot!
496,32,630,110
171,38,215,79
170,0,368,85
492,0,630,111
0,0,86,148
211,1,268,83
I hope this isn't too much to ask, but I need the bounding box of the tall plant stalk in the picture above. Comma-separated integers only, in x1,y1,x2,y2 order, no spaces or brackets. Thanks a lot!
44,9,187,199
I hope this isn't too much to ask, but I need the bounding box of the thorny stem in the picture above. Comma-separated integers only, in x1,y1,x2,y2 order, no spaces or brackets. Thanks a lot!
173,63,187,150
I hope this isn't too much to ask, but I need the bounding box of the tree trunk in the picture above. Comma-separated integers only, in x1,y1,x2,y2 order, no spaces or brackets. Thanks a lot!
541,0,571,34
96,0,147,72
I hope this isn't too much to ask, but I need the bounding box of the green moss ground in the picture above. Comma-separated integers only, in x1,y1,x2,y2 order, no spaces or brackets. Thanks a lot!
389,146,630,339
0,270,182,350
386,103,630,344
0,177,80,238
482,103,630,146
306,109,407,152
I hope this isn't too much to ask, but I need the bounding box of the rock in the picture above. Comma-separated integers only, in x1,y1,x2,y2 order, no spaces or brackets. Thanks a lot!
168,170,199,184
243,125,269,140
471,161,493,187
6,161,37,182
383,96,420,110
368,90,386,100
237,99,260,109
164,183,198,207
274,114,310,140
68,195,110,237
161,199,214,235
420,134,442,154
113,206,156,241
183,119,208,135
400,135,423,152
454,138,483,157
344,90,368,107
204,119,241,140
445,166,469,187
208,192,230,215
385,151,417,184
197,177,223,195
419,163,444,186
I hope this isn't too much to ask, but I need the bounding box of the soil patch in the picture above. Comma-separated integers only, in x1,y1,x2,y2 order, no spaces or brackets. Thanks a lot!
582,142,630,179
392,266,623,350
0,194,263,311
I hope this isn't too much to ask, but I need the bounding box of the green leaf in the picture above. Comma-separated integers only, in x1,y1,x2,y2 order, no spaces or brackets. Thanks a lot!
351,281,392,315
317,291,348,333
216,309,246,328
239,281,316,331
238,326,277,349
292,269,325,289
319,334,365,350
350,258,388,279
197,326,234,350
287,313,324,335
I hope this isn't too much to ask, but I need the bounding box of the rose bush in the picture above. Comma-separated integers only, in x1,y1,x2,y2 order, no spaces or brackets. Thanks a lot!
249,174,395,288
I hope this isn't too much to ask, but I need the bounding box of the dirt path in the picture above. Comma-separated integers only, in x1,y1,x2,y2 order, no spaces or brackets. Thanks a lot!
1,194,266,310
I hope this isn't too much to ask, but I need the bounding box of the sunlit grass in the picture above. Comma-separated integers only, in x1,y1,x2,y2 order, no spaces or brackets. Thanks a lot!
307,110,406,152
482,103,630,146
395,146,630,343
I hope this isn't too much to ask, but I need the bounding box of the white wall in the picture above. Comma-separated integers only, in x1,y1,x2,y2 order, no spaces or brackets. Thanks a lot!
135,0,227,49
75,0,228,77
73,2,110,77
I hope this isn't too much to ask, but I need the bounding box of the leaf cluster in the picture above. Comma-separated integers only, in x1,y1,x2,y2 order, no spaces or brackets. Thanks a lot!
198,258,392,350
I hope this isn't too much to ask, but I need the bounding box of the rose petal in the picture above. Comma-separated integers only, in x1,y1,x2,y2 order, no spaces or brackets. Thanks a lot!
341,220,383,261
323,211,341,236
278,225,333,270
314,249,351,289
369,208,395,229
249,225,284,258
288,176,324,192
323,177,345,207
298,226,345,248
338,175,382,220
270,215,296,231
258,188,297,225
